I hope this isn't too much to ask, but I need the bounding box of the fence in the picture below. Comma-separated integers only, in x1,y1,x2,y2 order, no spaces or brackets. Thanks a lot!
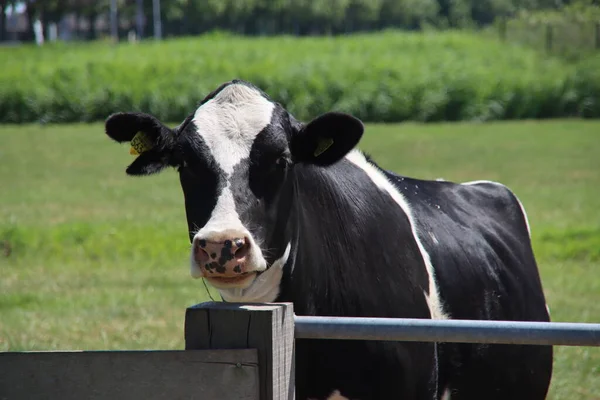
1,301,599,400
496,18,600,58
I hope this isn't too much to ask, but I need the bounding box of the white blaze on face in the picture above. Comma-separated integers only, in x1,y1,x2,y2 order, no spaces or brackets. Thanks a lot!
188,83,276,281
194,83,275,175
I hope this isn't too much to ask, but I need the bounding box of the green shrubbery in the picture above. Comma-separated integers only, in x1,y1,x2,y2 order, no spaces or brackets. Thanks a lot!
1,30,598,124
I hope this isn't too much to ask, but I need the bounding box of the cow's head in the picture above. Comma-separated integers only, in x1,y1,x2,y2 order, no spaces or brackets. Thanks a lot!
105,80,363,302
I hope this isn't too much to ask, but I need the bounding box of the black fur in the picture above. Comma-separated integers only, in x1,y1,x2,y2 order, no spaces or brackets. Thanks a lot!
291,111,364,166
104,111,179,176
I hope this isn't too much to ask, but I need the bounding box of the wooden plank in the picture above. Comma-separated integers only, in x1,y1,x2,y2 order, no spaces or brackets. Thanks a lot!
0,349,258,400
185,302,295,400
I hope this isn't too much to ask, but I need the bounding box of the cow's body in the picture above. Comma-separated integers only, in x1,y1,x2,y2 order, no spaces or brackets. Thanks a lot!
104,79,553,400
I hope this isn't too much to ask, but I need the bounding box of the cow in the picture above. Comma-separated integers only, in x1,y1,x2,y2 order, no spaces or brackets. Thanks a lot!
104,79,553,400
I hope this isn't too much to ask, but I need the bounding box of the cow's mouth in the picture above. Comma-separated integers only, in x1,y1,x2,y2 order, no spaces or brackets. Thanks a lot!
204,271,258,288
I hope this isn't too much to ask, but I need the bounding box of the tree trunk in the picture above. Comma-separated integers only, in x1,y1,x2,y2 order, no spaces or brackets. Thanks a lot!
73,10,80,40
24,2,37,42
87,12,98,40
0,0,6,42
40,9,49,42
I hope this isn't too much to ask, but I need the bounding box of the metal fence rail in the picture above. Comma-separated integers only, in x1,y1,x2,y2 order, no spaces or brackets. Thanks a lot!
294,316,600,347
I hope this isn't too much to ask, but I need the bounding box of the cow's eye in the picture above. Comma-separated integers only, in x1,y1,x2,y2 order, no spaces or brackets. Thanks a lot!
275,156,289,169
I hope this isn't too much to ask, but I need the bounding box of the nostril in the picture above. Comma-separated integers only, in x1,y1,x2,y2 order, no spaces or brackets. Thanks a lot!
234,238,250,260
194,240,210,263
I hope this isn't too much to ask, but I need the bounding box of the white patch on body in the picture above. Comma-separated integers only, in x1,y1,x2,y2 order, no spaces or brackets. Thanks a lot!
514,194,532,237
428,231,439,245
461,180,532,237
325,390,350,400
189,83,275,278
219,242,291,303
307,389,350,400
345,150,449,320
441,387,452,400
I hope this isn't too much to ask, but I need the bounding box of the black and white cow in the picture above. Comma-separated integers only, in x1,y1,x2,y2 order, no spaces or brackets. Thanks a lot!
104,79,553,400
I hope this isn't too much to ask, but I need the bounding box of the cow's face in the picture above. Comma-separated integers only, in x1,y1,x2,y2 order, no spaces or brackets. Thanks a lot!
104,80,363,301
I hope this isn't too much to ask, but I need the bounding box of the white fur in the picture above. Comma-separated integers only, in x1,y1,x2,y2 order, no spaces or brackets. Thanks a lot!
325,390,349,400
515,195,532,237
193,83,275,174
189,83,275,279
306,389,349,400
428,231,440,245
441,387,452,400
219,242,291,303
345,150,449,320
461,180,532,237
189,186,267,278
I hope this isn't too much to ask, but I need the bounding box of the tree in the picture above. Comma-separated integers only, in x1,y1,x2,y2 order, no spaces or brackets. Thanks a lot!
345,0,383,31
72,0,108,40
379,0,440,29
21,0,73,42
0,0,7,41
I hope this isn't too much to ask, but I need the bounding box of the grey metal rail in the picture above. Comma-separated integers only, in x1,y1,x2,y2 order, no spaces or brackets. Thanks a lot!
294,316,600,346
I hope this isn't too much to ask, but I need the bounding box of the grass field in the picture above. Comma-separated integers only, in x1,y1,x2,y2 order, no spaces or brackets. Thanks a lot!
1,120,599,399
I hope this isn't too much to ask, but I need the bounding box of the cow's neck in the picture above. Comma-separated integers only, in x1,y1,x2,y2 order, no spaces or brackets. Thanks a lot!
275,156,371,314
277,151,431,320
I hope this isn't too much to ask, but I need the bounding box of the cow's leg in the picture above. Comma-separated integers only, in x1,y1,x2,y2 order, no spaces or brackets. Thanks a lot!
439,342,553,400
295,339,438,400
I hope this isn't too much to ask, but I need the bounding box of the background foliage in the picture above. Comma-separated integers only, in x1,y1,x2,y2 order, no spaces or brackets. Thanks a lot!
1,30,599,124
6,0,599,38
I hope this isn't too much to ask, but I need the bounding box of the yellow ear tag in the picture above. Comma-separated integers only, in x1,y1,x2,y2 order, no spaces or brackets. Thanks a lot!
314,137,334,157
129,131,154,156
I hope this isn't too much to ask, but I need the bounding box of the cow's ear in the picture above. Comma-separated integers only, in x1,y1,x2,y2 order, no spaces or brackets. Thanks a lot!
290,112,364,166
105,112,176,176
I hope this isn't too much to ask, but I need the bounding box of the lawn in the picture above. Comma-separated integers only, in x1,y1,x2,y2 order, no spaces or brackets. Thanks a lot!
1,120,598,399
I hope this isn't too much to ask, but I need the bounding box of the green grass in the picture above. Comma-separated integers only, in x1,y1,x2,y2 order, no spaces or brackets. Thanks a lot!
1,30,599,124
1,120,599,399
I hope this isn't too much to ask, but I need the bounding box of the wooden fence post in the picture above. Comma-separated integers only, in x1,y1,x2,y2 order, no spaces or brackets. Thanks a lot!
185,302,295,400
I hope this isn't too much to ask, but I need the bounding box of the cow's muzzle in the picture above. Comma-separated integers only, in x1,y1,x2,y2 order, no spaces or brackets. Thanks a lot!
193,236,258,285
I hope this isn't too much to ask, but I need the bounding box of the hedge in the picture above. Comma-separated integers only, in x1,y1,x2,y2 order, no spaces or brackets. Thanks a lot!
1,30,598,124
